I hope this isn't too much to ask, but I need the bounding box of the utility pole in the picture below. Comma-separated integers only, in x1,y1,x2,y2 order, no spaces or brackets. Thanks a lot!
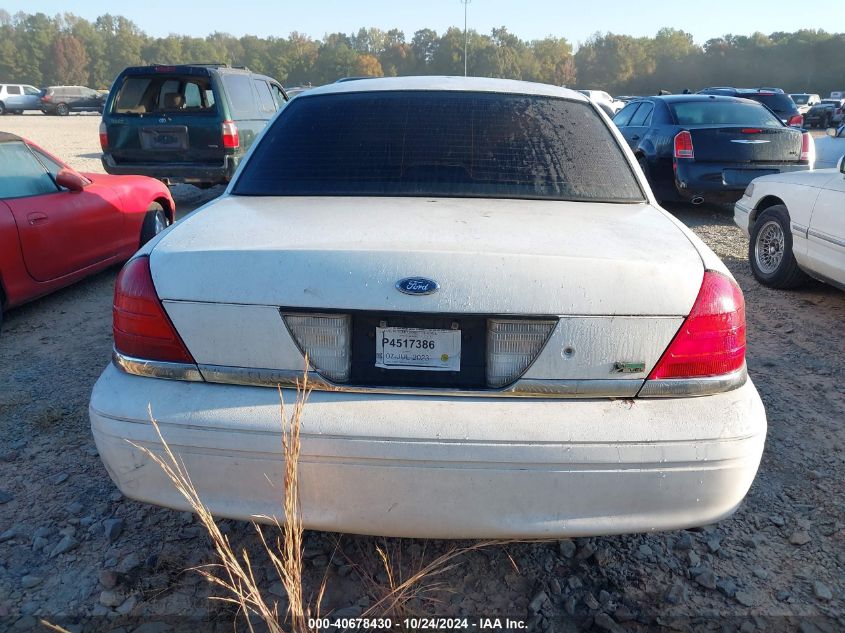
461,0,471,76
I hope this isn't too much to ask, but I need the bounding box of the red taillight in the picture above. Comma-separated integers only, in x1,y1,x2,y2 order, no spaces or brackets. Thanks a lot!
41,93,52,103
647,271,745,379
800,132,811,161
113,257,195,364
741,128,762,134
222,120,239,148
99,121,108,151
787,114,803,127
674,131,694,159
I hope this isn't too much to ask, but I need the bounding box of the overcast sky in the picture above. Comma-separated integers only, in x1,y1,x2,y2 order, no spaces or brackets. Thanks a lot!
1,0,832,45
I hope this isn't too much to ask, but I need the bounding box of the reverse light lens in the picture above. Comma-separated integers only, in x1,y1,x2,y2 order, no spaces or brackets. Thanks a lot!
283,313,351,382
647,271,745,380
673,131,694,159
486,319,557,388
113,257,195,364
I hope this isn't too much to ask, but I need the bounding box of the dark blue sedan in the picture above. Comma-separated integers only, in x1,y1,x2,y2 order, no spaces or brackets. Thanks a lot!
613,95,812,204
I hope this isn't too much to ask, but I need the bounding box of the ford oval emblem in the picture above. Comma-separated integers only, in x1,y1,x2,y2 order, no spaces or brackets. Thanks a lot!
396,277,439,295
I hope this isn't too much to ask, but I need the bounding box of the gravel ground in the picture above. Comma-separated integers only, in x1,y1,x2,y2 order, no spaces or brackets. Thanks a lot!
0,116,842,632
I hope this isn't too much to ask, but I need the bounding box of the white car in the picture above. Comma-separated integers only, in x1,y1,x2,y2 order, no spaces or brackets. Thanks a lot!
789,92,820,115
735,155,845,291
577,89,623,113
91,77,766,539
814,124,845,169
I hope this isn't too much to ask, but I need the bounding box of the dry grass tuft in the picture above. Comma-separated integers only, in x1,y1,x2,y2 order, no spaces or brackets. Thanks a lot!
131,371,313,633
133,367,517,631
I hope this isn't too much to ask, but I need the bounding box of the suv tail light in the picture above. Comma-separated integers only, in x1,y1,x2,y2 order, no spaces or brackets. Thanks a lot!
644,271,745,387
41,92,52,103
486,319,556,388
800,132,812,162
222,120,239,148
787,114,803,127
113,257,195,364
283,313,351,382
99,121,108,151
673,131,694,159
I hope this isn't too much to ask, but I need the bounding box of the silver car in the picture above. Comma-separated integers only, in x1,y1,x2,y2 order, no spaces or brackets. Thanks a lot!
0,84,43,115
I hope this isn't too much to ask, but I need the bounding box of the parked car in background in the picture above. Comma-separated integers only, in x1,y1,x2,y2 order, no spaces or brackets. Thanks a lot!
803,101,844,129
698,87,803,127
0,84,43,114
577,89,624,113
814,124,845,168
613,94,812,204
822,98,845,124
100,64,288,187
0,132,174,328
40,86,105,115
735,155,845,290
284,86,312,99
789,93,820,114
91,77,765,539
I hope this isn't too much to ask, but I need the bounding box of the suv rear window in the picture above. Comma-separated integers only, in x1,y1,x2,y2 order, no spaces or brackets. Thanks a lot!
112,75,218,115
670,101,783,127
743,93,796,115
233,91,644,202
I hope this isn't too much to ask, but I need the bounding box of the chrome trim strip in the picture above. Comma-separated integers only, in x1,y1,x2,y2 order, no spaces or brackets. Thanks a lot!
198,364,644,399
807,228,845,248
112,350,204,382
791,222,809,238
113,351,745,399
637,366,747,398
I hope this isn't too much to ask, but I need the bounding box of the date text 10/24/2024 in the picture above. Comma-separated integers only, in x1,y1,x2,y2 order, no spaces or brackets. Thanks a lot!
308,617,527,630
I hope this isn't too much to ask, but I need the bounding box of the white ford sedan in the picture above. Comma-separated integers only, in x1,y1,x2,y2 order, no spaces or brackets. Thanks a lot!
735,155,845,291
91,77,766,539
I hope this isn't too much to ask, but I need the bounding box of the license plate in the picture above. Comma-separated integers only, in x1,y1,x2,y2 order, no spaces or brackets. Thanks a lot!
375,327,461,372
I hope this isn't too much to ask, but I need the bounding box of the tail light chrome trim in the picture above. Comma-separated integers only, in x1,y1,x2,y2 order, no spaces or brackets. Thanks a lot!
113,349,203,382
637,365,747,398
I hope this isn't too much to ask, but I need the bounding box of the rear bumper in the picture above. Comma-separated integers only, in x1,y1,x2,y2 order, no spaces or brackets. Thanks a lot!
101,154,238,185
90,363,767,539
675,161,810,203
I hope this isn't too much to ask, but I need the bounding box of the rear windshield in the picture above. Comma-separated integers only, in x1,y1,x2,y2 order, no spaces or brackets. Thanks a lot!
744,93,796,114
791,94,810,105
111,75,217,115
233,91,644,202
670,101,783,127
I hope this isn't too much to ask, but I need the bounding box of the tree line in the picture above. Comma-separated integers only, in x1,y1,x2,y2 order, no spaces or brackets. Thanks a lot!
1,11,843,97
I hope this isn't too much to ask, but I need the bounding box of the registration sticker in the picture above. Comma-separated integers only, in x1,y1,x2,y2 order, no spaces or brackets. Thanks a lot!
375,327,461,371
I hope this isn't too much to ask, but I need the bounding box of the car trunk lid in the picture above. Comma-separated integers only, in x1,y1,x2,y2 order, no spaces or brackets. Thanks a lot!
151,195,703,316
687,126,803,164
147,196,706,390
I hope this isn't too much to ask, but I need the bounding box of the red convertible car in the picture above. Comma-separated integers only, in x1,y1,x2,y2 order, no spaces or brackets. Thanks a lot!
0,132,175,327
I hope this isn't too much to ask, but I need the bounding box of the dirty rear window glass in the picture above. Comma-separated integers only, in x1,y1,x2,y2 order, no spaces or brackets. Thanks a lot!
112,75,218,115
233,91,644,202
670,101,783,127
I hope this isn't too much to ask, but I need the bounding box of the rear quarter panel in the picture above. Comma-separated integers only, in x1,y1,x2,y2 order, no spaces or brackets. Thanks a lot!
82,174,174,257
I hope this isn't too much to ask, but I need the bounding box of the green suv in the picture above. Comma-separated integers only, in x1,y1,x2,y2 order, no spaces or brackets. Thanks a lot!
100,64,287,187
